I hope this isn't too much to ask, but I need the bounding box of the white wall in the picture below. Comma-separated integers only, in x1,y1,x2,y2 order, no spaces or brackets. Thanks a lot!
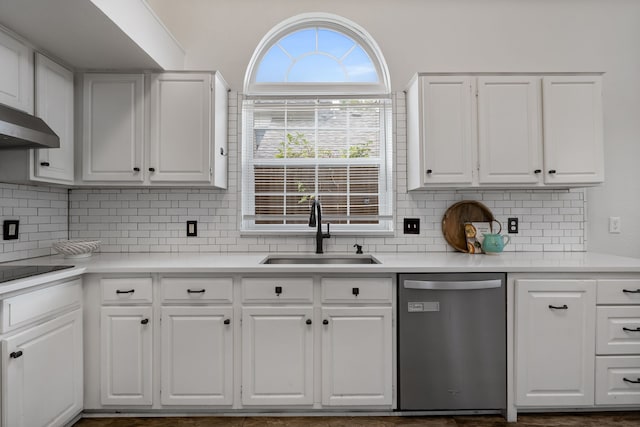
148,0,640,258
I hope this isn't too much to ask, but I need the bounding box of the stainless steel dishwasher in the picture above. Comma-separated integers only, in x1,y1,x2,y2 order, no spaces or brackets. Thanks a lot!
398,273,506,412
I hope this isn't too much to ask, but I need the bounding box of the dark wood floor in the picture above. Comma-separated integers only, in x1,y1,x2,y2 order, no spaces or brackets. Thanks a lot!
73,412,640,426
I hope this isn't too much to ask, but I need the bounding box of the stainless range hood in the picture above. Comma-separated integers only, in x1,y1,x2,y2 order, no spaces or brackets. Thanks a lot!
0,103,59,149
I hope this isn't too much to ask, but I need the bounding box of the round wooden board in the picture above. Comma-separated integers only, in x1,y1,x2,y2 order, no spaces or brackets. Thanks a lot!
442,200,495,253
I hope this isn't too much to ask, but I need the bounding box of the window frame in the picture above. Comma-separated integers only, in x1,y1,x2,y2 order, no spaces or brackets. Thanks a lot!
242,13,393,235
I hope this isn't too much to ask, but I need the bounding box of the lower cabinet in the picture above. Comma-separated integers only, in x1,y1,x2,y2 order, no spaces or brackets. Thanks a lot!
515,279,596,407
161,306,233,405
2,308,82,427
321,307,392,406
100,306,153,405
241,306,315,406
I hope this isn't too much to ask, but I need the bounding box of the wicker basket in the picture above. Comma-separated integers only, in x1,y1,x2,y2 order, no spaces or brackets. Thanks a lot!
52,239,101,258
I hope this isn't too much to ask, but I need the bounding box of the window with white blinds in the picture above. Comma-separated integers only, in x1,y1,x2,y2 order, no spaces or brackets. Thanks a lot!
242,98,392,232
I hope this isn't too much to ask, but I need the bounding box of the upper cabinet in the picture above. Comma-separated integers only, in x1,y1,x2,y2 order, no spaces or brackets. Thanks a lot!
33,53,75,184
406,73,604,189
0,29,33,114
79,71,228,188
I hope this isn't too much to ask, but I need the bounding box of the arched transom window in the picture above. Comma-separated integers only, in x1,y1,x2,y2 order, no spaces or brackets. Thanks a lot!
242,14,393,234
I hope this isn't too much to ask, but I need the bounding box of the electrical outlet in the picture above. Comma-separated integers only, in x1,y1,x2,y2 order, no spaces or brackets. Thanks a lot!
187,220,198,237
3,220,19,240
507,218,518,234
609,216,621,234
404,218,420,234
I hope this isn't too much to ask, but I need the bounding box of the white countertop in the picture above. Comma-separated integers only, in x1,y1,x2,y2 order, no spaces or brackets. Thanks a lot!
3,251,640,274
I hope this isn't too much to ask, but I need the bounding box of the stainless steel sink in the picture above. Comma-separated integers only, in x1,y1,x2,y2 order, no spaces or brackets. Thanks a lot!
261,255,380,265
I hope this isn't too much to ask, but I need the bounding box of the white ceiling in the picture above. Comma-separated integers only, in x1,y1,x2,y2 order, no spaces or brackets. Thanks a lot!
0,0,162,70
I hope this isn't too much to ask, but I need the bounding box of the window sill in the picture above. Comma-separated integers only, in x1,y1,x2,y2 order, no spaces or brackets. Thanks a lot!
240,229,395,237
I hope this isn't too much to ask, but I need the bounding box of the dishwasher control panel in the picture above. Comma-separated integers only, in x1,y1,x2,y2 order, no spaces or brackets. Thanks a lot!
407,301,440,312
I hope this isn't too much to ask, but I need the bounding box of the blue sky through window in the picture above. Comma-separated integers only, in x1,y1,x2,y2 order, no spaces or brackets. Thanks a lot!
255,27,378,83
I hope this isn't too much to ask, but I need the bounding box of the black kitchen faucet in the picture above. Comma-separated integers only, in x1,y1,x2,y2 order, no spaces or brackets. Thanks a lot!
308,198,331,254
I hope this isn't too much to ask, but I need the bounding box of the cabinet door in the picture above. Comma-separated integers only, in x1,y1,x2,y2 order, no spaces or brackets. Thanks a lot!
82,74,145,182
420,76,474,185
161,306,233,405
542,75,604,184
100,306,152,405
515,279,596,406
241,307,314,405
477,76,542,184
213,73,228,189
2,309,82,427
0,30,33,113
149,73,212,183
321,307,392,406
33,53,74,184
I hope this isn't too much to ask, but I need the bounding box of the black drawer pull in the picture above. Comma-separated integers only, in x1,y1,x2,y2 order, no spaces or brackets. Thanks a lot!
623,327,640,332
548,169,557,174
224,319,230,325
187,289,206,294
40,162,50,167
323,319,329,325
352,287,360,296
10,350,23,359
149,167,155,172
623,289,640,294
534,169,541,174
116,289,135,294
275,286,282,296
623,377,640,384
549,304,568,310
306,319,312,325
133,167,140,172
141,318,149,325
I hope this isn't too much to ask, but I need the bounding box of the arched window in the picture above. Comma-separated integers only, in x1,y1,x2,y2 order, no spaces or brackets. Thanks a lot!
242,13,393,233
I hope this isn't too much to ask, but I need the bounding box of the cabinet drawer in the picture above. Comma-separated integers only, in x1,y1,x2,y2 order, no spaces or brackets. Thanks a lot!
160,277,232,303
321,278,393,303
1,279,81,333
101,277,152,304
598,279,640,304
596,306,640,355
596,356,640,405
242,278,313,303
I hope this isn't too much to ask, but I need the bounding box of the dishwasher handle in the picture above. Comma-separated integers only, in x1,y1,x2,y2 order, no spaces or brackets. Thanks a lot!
403,279,502,290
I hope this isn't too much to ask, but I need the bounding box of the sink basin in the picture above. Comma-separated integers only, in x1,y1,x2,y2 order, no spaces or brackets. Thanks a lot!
261,255,380,265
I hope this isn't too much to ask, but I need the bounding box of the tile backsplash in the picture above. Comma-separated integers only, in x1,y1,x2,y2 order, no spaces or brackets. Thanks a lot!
1,91,586,261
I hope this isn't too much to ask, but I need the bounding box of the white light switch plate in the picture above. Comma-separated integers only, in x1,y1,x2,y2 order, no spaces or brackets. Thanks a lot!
609,216,621,233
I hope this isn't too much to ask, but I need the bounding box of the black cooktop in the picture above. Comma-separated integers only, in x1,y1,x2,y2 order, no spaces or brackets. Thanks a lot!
0,265,75,284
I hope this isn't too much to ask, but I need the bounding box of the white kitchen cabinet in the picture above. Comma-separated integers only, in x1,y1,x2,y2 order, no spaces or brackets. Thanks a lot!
407,75,474,188
0,29,33,113
81,73,145,182
477,76,542,185
149,72,228,187
2,309,82,427
542,75,604,185
32,53,75,184
321,307,392,406
406,73,604,189
100,306,153,405
160,306,233,405
595,356,640,405
241,306,314,406
0,53,75,185
515,279,596,407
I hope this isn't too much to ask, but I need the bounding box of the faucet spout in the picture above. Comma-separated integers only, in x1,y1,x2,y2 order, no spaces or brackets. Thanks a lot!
309,199,330,254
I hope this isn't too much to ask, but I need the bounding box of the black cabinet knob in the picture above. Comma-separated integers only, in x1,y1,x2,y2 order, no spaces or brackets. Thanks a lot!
275,286,282,295
220,147,226,156
10,350,23,359
133,167,140,172
306,319,312,325
548,169,557,174
149,167,156,172
352,287,360,296
141,318,149,325
426,169,433,174
323,319,329,325
40,162,50,167
534,169,541,174
224,319,231,325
